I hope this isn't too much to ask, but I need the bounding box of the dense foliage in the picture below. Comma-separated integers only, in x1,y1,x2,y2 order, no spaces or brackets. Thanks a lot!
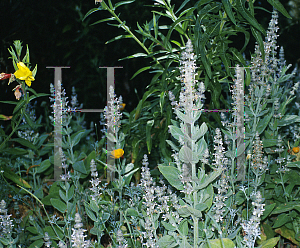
1,0,300,248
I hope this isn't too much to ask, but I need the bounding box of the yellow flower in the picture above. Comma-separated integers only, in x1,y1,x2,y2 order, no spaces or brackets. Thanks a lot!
110,149,124,159
292,147,300,153
14,62,35,87
119,103,126,111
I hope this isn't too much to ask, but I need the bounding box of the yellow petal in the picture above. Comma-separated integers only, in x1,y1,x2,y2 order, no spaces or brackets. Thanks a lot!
110,149,124,159
14,62,35,87
25,79,31,87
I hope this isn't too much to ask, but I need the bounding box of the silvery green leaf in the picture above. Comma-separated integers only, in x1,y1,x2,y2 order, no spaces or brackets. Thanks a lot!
245,106,254,117
225,150,235,159
158,165,184,190
191,125,201,141
197,168,205,182
278,73,295,83
178,219,189,236
195,169,222,191
193,109,202,122
221,129,233,140
107,132,117,142
191,123,207,141
177,206,191,217
198,122,208,137
89,200,99,213
180,239,193,248
118,132,126,142
255,86,263,98
169,125,184,141
175,109,193,123
236,143,246,157
187,206,202,218
196,203,208,212
125,163,134,173
197,137,207,158
161,221,177,231
124,167,139,178
171,119,180,127
166,140,179,151
157,235,176,247
179,146,199,164
70,130,85,147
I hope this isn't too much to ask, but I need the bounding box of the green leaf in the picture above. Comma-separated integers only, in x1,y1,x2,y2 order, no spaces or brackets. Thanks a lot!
169,125,184,141
258,237,280,248
0,166,31,188
261,203,276,221
201,238,235,248
175,109,194,123
177,206,191,217
278,115,300,126
161,221,177,231
187,206,202,218
176,0,191,14
28,93,49,102
73,160,88,174
84,203,98,222
125,208,139,217
0,101,18,105
83,7,102,21
287,161,300,169
115,0,135,8
90,200,100,213
274,226,299,246
179,145,199,164
267,0,291,19
36,159,52,174
272,201,300,215
119,53,148,61
236,0,265,35
273,213,291,228
166,140,179,151
28,240,43,248
262,139,278,148
222,0,236,25
257,113,273,135
23,112,37,129
67,185,75,201
10,138,37,151
3,147,28,155
158,165,184,190
13,100,25,115
195,169,222,191
71,130,85,147
50,198,67,213
130,66,151,80
178,219,188,236
157,235,176,248
199,45,212,79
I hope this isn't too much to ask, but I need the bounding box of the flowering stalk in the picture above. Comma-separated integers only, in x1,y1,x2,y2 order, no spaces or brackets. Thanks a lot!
165,39,223,247
241,191,265,248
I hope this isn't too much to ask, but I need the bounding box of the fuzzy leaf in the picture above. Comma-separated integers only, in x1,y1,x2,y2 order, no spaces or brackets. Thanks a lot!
158,165,184,191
